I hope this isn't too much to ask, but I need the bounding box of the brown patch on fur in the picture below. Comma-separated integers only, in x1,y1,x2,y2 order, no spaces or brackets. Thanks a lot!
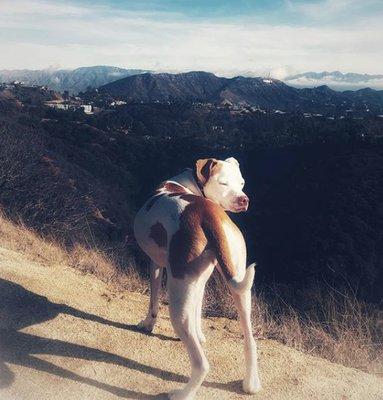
195,158,222,187
153,181,189,199
164,182,188,194
155,181,167,191
169,194,238,279
146,181,190,211
156,181,184,191
149,221,167,248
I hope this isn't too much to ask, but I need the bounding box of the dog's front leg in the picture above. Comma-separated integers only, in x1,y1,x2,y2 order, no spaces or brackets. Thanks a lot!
195,280,207,344
137,262,163,332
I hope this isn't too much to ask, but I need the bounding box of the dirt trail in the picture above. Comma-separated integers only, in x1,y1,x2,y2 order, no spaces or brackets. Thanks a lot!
0,246,382,400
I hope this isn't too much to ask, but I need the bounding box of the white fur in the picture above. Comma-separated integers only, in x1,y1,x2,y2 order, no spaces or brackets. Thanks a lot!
134,162,261,400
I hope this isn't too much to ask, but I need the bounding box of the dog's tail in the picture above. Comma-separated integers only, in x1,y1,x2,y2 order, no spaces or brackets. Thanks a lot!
227,263,256,293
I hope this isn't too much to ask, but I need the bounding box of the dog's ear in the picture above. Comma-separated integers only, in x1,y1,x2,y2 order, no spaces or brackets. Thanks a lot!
195,158,218,185
225,157,239,167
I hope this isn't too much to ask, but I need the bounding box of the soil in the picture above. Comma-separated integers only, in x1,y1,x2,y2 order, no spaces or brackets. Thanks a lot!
1,246,382,400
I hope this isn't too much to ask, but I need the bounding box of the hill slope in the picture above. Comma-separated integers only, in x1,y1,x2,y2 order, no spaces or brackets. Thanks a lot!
0,246,382,400
99,71,225,102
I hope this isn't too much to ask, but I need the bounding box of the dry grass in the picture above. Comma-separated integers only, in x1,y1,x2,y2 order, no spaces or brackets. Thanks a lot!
0,212,382,376
261,292,382,375
205,274,383,376
0,211,67,265
0,212,144,292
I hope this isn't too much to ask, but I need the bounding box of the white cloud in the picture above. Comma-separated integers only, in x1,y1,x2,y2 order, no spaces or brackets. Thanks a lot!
0,0,382,75
0,0,91,17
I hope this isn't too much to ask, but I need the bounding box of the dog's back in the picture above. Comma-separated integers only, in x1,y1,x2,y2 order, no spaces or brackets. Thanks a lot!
134,177,246,281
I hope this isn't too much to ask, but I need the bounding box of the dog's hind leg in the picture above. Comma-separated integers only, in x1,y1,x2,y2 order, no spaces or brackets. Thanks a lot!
230,286,261,394
138,262,163,332
167,265,213,400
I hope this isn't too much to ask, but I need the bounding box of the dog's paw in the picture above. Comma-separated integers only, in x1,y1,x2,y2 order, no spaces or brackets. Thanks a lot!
242,378,262,394
168,388,195,400
137,318,155,333
197,332,206,344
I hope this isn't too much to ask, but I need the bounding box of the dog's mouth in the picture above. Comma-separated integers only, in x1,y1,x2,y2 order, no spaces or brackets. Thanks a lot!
229,204,249,213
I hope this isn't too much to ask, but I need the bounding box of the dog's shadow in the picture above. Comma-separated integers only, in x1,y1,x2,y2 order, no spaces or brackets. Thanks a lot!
0,278,244,398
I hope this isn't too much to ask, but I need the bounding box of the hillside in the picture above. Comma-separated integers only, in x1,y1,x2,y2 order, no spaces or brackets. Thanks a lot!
0,103,136,245
99,71,225,102
1,245,382,400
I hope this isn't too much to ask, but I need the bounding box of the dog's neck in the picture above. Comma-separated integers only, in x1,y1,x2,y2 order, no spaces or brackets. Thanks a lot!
170,169,204,196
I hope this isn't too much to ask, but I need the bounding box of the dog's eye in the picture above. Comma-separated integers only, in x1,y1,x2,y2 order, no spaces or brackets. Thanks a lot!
219,182,228,186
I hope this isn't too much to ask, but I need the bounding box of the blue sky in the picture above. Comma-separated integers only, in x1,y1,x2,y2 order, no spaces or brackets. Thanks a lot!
80,0,282,19
0,0,382,76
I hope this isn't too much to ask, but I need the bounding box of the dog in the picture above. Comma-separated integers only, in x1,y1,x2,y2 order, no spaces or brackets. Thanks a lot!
134,157,261,400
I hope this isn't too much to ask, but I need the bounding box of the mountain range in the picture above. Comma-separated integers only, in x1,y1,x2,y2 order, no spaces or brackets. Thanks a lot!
97,71,383,113
1,66,383,113
0,66,147,94
1,66,383,94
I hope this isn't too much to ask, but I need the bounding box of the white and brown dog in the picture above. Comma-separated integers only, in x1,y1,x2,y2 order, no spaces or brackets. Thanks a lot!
134,157,261,400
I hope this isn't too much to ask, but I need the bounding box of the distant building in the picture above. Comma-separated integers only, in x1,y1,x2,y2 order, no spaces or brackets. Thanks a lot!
81,104,93,114
56,104,70,110
251,107,266,114
110,100,127,106
45,101,71,110
44,100,93,114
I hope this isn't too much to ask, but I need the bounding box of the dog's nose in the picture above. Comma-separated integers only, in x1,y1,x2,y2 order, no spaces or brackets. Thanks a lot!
238,195,249,208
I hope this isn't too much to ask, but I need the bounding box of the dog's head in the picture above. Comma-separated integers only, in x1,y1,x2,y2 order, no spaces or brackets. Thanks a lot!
195,157,249,213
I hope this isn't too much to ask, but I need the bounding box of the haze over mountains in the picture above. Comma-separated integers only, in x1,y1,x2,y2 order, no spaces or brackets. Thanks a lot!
285,71,383,91
1,66,383,94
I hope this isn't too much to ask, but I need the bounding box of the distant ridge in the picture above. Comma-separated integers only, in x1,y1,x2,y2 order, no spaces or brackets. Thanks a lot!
0,66,148,94
285,71,383,91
